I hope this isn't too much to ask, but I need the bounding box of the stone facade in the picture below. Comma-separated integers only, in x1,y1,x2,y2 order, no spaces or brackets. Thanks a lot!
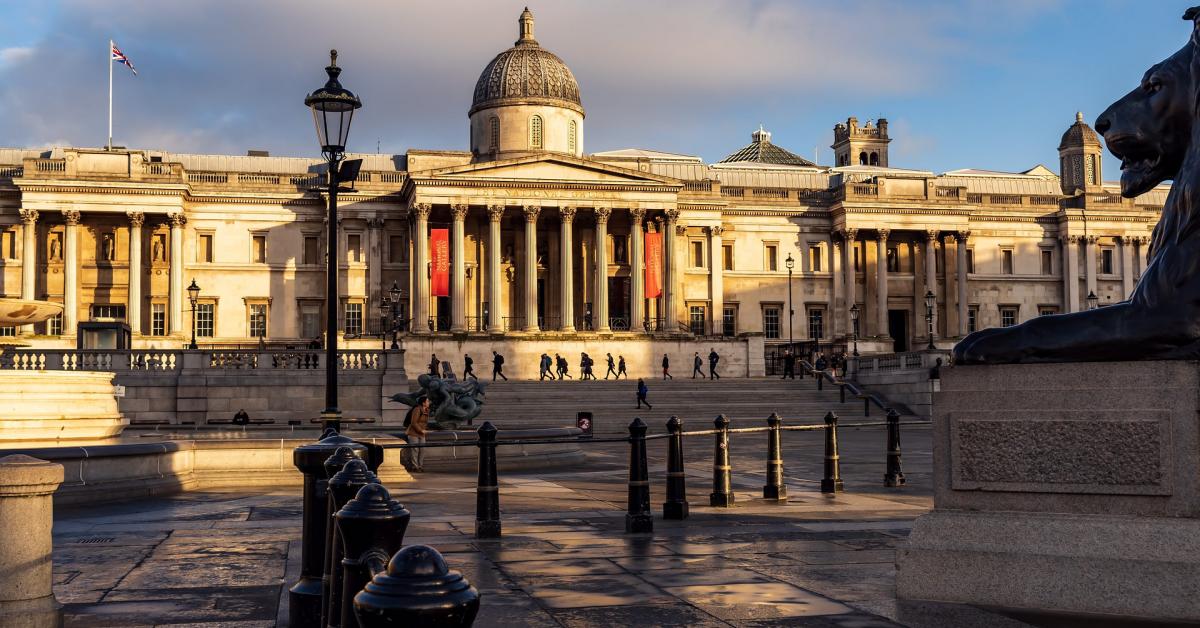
0,9,1168,355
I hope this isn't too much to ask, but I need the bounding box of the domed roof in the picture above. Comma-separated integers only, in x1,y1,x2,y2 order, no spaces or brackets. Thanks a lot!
470,8,583,116
1058,111,1101,150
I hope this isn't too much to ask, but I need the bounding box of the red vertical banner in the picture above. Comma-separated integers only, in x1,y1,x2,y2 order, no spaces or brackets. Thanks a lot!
431,228,450,297
644,231,663,299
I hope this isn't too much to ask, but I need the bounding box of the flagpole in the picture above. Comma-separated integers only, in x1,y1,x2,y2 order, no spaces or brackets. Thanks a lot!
107,39,113,151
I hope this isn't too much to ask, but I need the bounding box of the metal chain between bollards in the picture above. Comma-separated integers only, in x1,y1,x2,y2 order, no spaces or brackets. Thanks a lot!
625,418,653,534
710,414,734,507
663,416,689,520
763,413,787,501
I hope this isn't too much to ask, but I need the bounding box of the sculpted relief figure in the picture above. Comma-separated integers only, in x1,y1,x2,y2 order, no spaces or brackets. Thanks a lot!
152,236,164,262
102,233,115,261
956,8,1200,363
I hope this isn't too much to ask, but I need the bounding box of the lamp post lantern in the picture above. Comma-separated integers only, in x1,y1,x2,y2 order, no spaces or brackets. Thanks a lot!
924,289,936,350
849,303,860,357
186,279,200,350
305,49,362,419
388,280,401,349
1086,290,1099,311
785,253,795,348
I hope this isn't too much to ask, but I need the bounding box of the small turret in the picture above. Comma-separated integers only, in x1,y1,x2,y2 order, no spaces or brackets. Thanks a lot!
832,116,890,167
1058,111,1103,194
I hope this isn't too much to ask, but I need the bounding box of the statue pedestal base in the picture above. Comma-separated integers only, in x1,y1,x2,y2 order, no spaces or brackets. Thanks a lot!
897,361,1200,622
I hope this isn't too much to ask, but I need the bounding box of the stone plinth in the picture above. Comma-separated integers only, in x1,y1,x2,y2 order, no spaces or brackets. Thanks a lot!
0,371,127,441
0,454,64,627
896,361,1200,622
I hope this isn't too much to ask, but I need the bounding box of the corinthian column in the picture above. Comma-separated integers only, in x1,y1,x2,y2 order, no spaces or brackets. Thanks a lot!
62,211,81,336
168,213,185,335
630,207,646,332
523,205,540,332
708,225,725,335
18,209,38,335
1119,236,1135,298
924,230,938,340
450,202,468,332
955,231,970,335
127,212,145,335
876,229,890,337
843,229,857,337
1063,235,1080,312
487,204,505,333
1084,235,1098,300
559,206,576,332
594,206,611,332
412,203,431,333
663,208,680,328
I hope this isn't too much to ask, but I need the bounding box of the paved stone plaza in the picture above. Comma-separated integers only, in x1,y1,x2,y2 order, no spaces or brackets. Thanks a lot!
47,422,1076,628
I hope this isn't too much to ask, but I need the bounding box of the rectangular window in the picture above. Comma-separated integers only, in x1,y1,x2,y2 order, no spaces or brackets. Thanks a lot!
763,306,781,339
722,244,733,271
248,303,267,338
90,304,126,320
344,302,363,336
151,303,166,336
348,234,362,263
1041,249,1053,275
304,235,320,265
388,234,406,264
252,234,266,263
966,249,975,274
689,305,706,336
810,245,823,272
198,233,214,263
1,230,14,259
808,308,825,340
722,306,736,336
691,241,704,268
968,306,979,334
1101,248,1114,275
195,303,214,338
854,244,861,271
301,303,321,339
0,326,15,337
1039,306,1058,317
886,246,899,273
1001,249,1014,275
765,244,778,271
48,313,63,336
612,235,628,264
1000,306,1018,328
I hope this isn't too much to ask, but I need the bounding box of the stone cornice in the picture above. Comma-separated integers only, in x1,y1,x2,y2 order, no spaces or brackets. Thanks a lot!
405,177,678,194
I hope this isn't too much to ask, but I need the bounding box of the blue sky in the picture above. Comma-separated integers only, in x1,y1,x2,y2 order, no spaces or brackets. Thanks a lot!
0,1,1186,178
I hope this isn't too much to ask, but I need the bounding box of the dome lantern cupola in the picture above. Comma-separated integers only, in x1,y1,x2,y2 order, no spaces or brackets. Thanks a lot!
1058,111,1103,194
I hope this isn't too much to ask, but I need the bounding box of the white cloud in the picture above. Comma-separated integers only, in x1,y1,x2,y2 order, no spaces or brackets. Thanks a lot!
0,47,33,67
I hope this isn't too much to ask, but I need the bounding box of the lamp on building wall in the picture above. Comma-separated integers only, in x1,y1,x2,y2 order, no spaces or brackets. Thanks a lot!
186,279,200,350
785,253,795,347
850,303,860,357
389,280,402,349
1086,291,1099,310
305,49,362,420
924,290,936,350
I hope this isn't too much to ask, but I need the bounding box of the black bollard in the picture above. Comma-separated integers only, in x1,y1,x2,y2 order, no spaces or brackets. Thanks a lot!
324,458,379,628
884,409,906,487
710,414,734,507
336,483,411,628
625,418,652,534
353,545,480,627
290,432,367,628
762,413,787,501
663,416,689,520
320,446,362,627
821,411,844,493
840,383,846,404
475,422,501,539
864,396,871,417
817,374,823,391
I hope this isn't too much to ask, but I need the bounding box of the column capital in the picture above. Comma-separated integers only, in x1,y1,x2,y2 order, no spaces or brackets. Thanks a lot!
522,205,541,222
1139,235,1152,245
665,208,681,223
62,210,81,226
925,229,939,242
559,206,577,222
367,216,386,229
18,209,38,224
842,228,858,242
674,224,687,237
877,228,890,242
707,225,725,237
127,211,145,228
167,212,186,228
629,206,646,221
486,203,505,221
450,203,469,221
594,206,612,223
411,203,432,219
1084,235,1099,244
954,230,970,243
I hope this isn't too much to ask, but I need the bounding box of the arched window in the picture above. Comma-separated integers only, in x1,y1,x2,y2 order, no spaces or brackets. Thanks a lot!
869,152,879,166
530,115,543,149
568,120,577,154
859,151,868,165
489,117,499,152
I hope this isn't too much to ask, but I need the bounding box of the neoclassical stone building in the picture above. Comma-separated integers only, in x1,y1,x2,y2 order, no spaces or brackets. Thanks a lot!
0,9,1167,356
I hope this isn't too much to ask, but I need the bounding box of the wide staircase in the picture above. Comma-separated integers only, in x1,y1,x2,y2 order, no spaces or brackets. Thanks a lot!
472,375,871,435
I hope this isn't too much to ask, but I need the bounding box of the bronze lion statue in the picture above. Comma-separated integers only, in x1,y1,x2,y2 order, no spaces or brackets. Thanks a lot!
955,8,1200,364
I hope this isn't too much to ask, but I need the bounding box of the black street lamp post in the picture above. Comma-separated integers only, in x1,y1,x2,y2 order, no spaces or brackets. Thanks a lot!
924,290,936,350
1086,290,1099,310
187,279,200,350
388,281,401,350
849,303,860,357
305,49,362,420
785,253,795,348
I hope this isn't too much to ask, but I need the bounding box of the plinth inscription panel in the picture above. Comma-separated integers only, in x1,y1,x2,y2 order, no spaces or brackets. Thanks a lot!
949,411,1171,495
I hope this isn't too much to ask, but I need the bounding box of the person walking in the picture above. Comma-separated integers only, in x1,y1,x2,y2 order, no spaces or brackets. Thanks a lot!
815,353,829,373
556,353,572,379
429,354,440,377
463,353,477,380
781,349,795,380
662,354,673,380
580,352,594,380
636,378,652,409
617,355,627,379
539,353,553,381
605,353,617,379
692,352,704,379
708,348,721,380
406,396,430,473
492,350,507,381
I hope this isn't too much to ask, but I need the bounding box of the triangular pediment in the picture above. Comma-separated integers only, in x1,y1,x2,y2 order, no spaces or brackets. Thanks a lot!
419,154,681,186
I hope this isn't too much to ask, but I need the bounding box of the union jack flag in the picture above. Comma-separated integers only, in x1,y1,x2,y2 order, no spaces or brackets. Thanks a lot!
111,41,137,76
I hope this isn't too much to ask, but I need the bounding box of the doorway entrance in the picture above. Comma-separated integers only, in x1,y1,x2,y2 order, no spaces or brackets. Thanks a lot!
887,309,909,352
608,277,630,330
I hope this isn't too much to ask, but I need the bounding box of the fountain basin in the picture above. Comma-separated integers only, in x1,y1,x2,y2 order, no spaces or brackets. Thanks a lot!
0,371,128,441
